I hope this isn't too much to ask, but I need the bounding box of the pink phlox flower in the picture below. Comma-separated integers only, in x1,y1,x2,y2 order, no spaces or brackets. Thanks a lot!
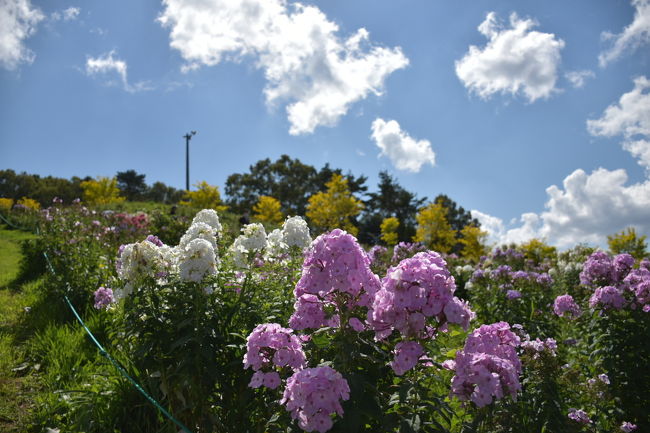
282,367,350,433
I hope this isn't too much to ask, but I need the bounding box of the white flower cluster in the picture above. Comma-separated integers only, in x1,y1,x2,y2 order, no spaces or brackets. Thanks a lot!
282,216,311,249
191,209,223,236
117,240,176,283
179,222,218,250
229,223,268,269
116,209,222,296
265,229,288,261
116,239,178,298
179,238,218,282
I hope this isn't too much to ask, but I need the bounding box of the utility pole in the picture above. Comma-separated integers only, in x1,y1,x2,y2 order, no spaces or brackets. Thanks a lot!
184,131,196,191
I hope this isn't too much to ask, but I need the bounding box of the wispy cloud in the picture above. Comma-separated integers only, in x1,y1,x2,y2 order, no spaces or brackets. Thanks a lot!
565,70,595,88
0,0,44,70
599,0,650,67
51,6,80,22
85,51,152,93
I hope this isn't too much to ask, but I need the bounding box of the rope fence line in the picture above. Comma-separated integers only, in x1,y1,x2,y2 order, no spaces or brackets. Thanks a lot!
2,211,193,433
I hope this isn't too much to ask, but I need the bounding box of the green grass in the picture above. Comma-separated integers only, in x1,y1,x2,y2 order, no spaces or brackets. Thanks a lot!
0,226,36,288
0,227,41,432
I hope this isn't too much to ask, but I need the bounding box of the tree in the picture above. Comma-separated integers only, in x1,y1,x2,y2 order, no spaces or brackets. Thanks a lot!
181,181,228,211
145,181,184,204
380,217,400,246
608,227,648,259
116,169,147,201
520,238,557,263
433,194,479,232
433,194,481,254
253,196,283,225
225,155,367,216
306,174,364,236
80,177,125,205
459,225,488,263
358,171,426,244
413,202,456,253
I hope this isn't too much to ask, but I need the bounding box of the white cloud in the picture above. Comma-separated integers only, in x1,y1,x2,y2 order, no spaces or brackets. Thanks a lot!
588,76,650,169
158,0,408,135
599,0,650,67
565,70,595,88
85,51,152,93
370,118,435,173
455,12,565,103
51,7,80,21
587,76,650,138
0,0,44,70
474,168,650,249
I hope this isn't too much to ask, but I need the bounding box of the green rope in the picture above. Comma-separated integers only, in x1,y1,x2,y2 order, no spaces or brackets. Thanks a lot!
41,251,193,433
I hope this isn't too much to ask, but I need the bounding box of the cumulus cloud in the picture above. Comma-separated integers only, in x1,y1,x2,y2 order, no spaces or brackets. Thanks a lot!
157,0,408,135
0,0,44,70
474,168,650,248
588,76,650,169
565,70,595,88
85,51,151,93
51,7,80,22
370,118,435,172
599,0,650,67
455,12,565,102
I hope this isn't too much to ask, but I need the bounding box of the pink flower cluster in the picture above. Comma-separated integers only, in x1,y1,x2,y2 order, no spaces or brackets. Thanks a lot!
391,241,427,264
589,286,626,310
553,294,581,318
521,337,557,359
370,252,474,341
390,341,425,376
580,251,634,287
289,229,380,330
93,286,114,309
450,322,522,407
623,266,650,312
281,366,350,433
580,251,650,312
243,323,306,389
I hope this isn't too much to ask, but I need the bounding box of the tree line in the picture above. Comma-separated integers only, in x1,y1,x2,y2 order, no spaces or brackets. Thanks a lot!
0,156,480,248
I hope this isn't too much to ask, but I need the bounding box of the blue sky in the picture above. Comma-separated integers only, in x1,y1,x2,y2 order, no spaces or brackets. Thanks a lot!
1,0,649,248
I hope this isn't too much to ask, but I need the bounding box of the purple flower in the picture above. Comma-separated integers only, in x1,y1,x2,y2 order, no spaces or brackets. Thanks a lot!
390,341,424,376
367,245,388,265
370,251,474,340
506,290,522,300
614,253,635,280
282,366,350,433
598,373,610,385
93,287,115,309
348,317,365,332
146,234,164,247
450,322,522,407
391,241,427,263
243,323,306,389
553,294,581,318
589,286,626,310
521,338,557,359
536,273,553,285
580,251,615,287
289,230,380,330
620,421,638,432
568,408,592,424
